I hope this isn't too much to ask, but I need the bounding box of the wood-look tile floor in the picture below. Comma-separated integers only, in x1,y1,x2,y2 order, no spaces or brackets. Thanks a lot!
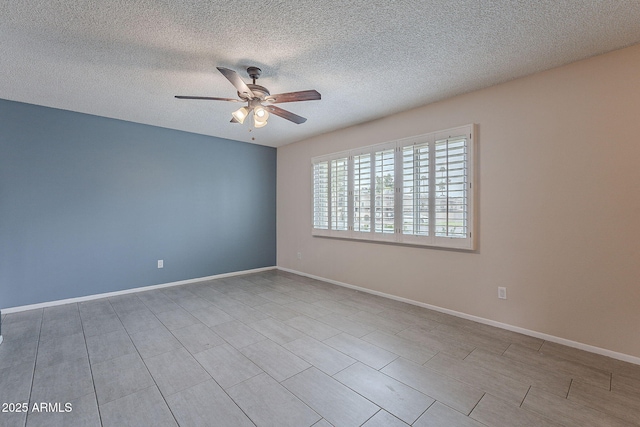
1,270,639,426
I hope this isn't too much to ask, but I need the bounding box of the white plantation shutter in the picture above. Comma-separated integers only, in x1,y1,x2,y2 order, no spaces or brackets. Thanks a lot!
313,161,329,230
402,142,430,236
353,153,372,233
312,124,474,249
374,147,395,234
330,157,349,231
435,135,468,239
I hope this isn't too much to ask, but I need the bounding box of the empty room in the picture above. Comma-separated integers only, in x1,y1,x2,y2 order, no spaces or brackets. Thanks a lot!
1,1,640,426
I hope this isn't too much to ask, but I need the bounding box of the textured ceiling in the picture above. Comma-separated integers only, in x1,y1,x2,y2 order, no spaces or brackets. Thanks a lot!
2,1,640,147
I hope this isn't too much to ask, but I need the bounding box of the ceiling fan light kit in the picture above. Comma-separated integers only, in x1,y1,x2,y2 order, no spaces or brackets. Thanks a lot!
176,66,321,128
253,105,269,128
231,106,250,124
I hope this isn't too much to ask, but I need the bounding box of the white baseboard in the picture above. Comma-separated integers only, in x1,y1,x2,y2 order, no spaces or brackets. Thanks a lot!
278,266,640,366
1,266,276,314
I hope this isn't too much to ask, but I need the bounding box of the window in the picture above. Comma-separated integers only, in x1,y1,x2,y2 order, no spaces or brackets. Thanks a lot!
312,124,475,250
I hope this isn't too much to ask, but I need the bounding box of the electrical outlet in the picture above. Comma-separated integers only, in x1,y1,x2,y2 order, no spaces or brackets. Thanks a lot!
498,287,507,300
297,252,302,260
157,260,164,269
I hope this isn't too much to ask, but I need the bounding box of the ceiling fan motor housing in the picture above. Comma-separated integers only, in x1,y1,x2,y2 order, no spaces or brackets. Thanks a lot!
240,84,270,101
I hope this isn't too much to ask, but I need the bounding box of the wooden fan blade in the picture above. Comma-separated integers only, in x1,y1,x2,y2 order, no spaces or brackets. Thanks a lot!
267,90,321,104
175,96,240,102
217,67,254,99
265,105,307,124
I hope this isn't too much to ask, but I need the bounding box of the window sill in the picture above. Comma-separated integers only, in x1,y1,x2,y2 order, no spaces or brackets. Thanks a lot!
312,228,475,251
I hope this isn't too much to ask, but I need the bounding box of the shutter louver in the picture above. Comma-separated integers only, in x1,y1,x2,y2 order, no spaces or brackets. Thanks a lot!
435,136,468,238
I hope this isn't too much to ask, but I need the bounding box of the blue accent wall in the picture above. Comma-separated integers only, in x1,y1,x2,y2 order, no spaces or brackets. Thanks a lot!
0,99,276,308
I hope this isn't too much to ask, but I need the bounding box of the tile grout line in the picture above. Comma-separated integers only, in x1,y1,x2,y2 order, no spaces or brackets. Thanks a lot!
330,359,358,378
23,309,44,427
519,386,532,407
326,368,391,424
566,378,573,399
467,392,486,418
537,339,546,352
234,370,319,426
423,350,439,365
352,358,452,415
79,302,105,427
501,342,513,356
414,399,436,424
138,356,182,427
357,408,382,426
277,365,331,426
218,370,262,426
462,347,477,361
378,355,401,371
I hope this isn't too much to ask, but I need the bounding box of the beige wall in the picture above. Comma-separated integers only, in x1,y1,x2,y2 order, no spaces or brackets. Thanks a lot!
277,44,640,359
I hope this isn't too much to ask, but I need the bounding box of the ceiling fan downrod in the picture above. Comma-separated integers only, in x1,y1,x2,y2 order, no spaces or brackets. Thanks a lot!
247,66,261,85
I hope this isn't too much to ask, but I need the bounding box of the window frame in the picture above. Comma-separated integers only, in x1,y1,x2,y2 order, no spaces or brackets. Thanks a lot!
312,124,476,250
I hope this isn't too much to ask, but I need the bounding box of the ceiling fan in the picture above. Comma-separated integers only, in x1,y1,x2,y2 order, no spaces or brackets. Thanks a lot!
175,66,321,128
